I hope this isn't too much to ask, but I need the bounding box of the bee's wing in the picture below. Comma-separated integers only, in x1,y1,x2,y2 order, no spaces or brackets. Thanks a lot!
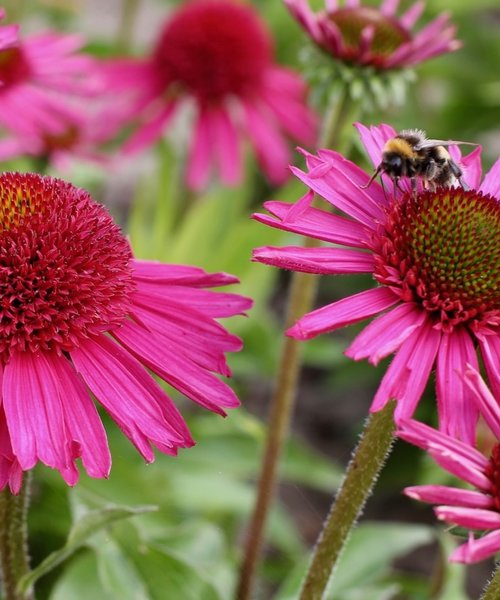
414,138,478,150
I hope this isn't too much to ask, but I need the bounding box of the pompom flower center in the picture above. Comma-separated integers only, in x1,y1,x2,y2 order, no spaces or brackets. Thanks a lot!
328,7,410,60
486,444,500,511
0,47,31,88
152,0,273,102
373,188,500,331
0,173,134,358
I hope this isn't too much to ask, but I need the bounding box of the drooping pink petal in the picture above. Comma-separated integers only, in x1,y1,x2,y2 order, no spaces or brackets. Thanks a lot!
464,367,500,441
345,302,426,365
399,1,424,28
478,335,500,401
3,351,79,485
436,328,479,444
371,319,441,419
71,335,193,462
112,320,240,414
122,101,177,155
435,506,500,530
209,105,242,187
354,122,397,169
252,246,374,275
187,108,214,191
450,530,500,564
288,286,398,340
404,485,494,509
132,259,241,288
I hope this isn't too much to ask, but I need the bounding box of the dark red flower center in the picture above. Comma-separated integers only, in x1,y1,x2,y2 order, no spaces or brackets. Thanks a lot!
0,47,31,88
328,7,410,62
43,125,80,152
373,187,500,332
0,173,134,358
152,0,273,103
486,443,500,511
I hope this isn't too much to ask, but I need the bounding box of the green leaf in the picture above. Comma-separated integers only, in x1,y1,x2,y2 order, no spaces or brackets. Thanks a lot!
50,553,116,600
18,504,156,594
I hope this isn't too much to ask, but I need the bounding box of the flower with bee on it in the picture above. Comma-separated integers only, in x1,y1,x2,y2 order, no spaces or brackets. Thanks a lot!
252,122,500,443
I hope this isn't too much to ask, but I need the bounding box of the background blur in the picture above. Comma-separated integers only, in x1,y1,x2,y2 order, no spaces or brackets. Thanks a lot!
3,0,499,598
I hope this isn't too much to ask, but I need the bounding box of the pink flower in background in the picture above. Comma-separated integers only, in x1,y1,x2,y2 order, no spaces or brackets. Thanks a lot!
0,19,102,158
398,369,500,564
104,0,317,190
253,123,500,442
285,0,461,69
0,173,251,492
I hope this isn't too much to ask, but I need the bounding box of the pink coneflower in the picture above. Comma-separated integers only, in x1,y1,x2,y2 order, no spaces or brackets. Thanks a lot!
0,173,251,492
252,123,500,443
0,21,100,153
104,0,317,190
285,0,461,69
398,369,500,564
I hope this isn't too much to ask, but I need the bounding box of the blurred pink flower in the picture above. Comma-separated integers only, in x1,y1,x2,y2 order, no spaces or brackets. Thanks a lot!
104,0,317,190
285,0,461,69
0,173,251,492
253,123,500,442
0,20,102,158
398,369,500,564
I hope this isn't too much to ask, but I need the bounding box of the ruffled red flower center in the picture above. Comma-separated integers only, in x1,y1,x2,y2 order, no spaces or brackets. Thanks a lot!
328,7,410,63
373,187,500,332
0,173,134,358
486,443,500,511
152,0,273,103
0,47,31,88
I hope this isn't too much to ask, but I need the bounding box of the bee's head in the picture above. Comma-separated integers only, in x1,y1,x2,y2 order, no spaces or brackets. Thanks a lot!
381,152,404,176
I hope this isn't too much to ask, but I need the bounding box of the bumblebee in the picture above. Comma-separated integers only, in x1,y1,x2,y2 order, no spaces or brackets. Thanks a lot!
363,129,477,194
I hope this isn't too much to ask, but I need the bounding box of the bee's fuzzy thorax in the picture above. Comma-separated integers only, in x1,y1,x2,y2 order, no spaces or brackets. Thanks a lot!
384,137,416,159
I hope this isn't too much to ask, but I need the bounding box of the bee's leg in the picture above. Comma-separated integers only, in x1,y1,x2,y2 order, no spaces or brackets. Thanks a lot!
411,177,417,198
449,160,470,190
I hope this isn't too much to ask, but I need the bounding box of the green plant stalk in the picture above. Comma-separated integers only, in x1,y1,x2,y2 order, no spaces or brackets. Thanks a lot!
235,87,360,600
116,0,142,52
481,564,500,600
0,473,33,600
300,402,396,599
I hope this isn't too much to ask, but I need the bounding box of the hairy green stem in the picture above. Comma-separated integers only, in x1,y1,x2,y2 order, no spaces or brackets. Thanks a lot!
235,87,360,600
481,563,500,600
0,474,33,600
300,402,396,599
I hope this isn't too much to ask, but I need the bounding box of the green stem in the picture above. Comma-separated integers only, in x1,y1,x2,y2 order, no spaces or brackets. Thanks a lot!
116,0,142,53
0,473,33,600
300,402,396,600
480,563,500,600
235,86,360,600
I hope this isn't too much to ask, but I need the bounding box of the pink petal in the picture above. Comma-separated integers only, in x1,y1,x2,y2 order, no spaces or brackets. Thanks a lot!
354,122,397,169
210,106,242,187
70,335,193,462
3,351,79,485
346,302,426,365
399,1,424,28
253,198,369,248
283,0,321,41
371,318,441,418
435,506,500,530
287,286,398,340
480,156,500,199
436,328,478,444
112,321,240,414
478,334,500,400
464,367,500,440
404,485,493,509
122,102,177,155
187,107,214,191
454,145,482,190
451,530,500,564
252,246,374,274
380,0,400,16
132,260,241,288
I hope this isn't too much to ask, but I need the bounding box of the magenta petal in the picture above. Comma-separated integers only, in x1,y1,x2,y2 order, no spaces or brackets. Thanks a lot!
371,319,441,419
435,506,500,530
209,106,242,186
436,328,478,444
253,246,374,274
112,320,240,415
480,157,500,198
253,199,369,248
450,530,500,564
464,367,500,441
71,335,193,461
346,302,426,365
354,122,396,169
478,334,500,401
132,260,241,287
404,485,493,509
187,108,213,191
287,287,398,340
3,351,79,485
43,352,111,479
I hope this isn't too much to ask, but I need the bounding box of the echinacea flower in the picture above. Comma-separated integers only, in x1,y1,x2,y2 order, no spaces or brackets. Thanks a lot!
0,20,100,156
398,368,500,564
285,0,461,69
252,123,500,443
103,0,317,190
0,173,251,493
